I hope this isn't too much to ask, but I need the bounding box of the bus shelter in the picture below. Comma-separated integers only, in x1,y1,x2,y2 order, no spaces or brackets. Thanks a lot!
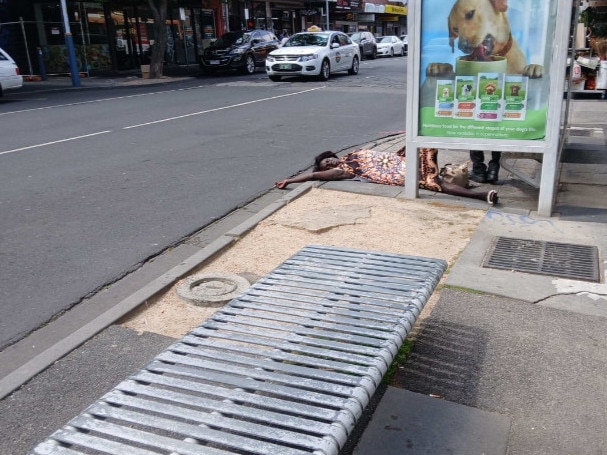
405,0,573,217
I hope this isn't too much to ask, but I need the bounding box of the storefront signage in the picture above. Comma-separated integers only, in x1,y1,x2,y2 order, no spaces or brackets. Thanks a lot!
336,0,360,10
364,3,384,14
299,9,320,16
363,4,405,14
384,5,407,15
357,13,375,21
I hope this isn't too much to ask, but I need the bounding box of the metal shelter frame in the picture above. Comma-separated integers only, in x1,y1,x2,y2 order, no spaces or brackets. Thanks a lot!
405,1,574,217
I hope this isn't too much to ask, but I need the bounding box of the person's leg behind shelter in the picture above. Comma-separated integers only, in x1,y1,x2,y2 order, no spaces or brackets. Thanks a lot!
470,150,502,184
469,150,487,183
487,151,502,184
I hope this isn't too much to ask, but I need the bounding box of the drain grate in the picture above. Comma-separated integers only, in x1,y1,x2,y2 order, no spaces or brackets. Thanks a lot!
482,237,600,282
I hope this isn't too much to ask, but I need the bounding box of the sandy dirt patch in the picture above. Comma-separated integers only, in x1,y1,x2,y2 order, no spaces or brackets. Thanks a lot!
119,188,485,338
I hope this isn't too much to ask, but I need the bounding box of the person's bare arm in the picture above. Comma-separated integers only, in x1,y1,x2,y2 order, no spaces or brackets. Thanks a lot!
274,168,353,189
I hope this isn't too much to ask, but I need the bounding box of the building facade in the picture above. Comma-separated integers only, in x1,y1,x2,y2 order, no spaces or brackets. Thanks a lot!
0,0,407,75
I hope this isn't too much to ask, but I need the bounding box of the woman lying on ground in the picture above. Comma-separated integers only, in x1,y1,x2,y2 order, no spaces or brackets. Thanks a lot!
274,147,499,205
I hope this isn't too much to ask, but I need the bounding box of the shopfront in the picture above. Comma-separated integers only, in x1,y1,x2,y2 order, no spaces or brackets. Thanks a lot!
362,1,406,36
333,0,360,33
382,3,406,35
1,0,225,75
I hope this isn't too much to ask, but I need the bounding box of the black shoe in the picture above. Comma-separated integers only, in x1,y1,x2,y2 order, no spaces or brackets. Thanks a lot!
469,171,487,183
486,168,499,184
487,160,500,184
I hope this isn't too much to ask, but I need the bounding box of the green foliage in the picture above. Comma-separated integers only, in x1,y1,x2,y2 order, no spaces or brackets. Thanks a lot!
580,7,607,38
383,339,414,384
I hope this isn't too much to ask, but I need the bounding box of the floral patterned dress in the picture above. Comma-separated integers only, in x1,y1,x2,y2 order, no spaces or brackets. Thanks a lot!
336,148,442,192
337,150,406,185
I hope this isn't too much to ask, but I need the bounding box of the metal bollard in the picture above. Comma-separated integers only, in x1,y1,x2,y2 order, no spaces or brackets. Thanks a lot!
37,47,47,81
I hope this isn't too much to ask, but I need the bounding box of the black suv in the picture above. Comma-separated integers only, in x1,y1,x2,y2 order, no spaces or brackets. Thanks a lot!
201,30,280,75
348,31,377,60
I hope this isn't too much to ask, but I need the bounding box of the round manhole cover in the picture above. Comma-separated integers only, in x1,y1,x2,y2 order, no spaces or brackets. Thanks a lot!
176,273,250,307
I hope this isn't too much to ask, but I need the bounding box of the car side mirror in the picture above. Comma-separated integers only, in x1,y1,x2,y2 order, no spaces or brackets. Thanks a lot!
251,39,260,45
331,43,340,49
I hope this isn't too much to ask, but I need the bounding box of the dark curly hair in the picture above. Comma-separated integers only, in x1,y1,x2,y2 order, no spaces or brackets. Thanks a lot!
313,151,338,172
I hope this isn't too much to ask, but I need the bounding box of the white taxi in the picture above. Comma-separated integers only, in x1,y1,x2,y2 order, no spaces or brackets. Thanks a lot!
0,47,23,96
266,30,360,81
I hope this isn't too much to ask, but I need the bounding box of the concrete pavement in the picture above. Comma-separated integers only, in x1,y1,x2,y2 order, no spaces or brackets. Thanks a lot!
2,72,607,454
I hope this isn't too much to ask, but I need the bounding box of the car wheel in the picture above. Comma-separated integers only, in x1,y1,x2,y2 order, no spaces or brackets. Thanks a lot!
318,59,330,81
242,54,256,75
269,75,281,82
348,56,359,75
401,46,405,57
390,48,394,57
359,45,365,60
370,46,377,59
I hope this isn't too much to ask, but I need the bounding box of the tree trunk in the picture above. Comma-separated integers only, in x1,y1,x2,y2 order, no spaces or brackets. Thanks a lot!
148,0,168,78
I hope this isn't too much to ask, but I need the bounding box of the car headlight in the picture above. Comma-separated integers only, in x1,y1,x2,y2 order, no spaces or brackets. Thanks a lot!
300,54,318,62
230,48,246,55
267,55,276,62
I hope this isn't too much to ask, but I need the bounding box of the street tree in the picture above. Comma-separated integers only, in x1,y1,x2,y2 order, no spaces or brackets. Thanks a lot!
147,0,169,78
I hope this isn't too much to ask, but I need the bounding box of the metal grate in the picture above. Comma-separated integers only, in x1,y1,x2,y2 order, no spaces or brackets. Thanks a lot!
482,237,600,282
31,245,446,455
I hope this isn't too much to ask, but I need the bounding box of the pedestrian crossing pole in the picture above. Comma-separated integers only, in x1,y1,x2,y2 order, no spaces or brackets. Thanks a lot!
60,0,81,87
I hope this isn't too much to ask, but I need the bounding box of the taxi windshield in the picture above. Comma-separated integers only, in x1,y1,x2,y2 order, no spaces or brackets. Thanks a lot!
283,33,329,47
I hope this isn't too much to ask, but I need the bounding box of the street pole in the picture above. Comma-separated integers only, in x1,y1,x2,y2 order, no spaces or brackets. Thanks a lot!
59,0,81,87
326,0,329,30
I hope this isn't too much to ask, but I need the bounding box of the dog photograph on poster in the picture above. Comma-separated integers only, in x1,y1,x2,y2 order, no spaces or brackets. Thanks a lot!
418,0,556,140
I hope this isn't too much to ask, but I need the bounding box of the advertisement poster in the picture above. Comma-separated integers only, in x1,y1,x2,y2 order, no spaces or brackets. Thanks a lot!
418,0,555,140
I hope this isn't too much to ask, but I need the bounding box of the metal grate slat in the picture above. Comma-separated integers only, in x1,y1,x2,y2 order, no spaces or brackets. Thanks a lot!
113,381,349,445
30,245,446,455
482,237,600,282
168,343,379,392
178,335,385,385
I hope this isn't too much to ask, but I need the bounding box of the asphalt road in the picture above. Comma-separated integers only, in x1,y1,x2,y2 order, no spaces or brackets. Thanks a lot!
0,56,408,350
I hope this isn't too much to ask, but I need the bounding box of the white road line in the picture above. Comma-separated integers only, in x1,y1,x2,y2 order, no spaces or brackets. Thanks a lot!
0,131,112,156
0,86,324,157
123,87,325,129
0,86,209,117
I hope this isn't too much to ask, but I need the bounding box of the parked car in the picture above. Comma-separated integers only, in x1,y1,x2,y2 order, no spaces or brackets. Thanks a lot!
348,31,377,60
400,35,408,55
376,36,405,57
266,30,360,81
200,30,280,75
0,47,23,96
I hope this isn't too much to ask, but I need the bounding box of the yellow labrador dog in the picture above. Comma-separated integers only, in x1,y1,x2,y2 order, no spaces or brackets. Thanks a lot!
426,0,543,79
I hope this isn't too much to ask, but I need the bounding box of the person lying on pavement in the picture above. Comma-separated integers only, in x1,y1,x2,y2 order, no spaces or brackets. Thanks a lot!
274,148,499,206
